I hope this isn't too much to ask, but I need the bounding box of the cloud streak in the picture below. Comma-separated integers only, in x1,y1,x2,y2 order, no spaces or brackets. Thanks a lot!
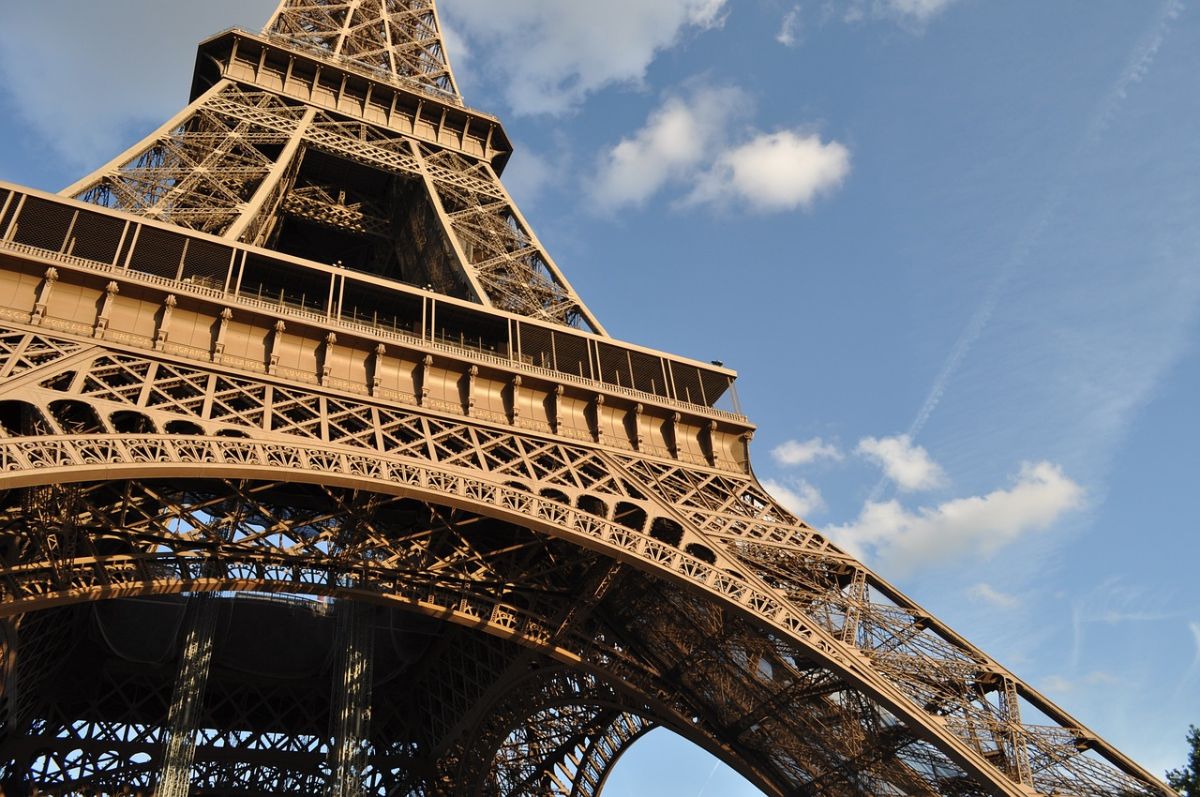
684,130,850,212
776,6,803,47
591,86,747,210
968,582,1020,609
880,0,1187,484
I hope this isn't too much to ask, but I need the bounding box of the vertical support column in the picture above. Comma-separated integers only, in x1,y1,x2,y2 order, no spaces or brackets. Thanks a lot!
841,568,868,645
418,355,433,406
321,333,338,385
94,281,119,339
157,593,220,797
30,267,58,326
509,376,522,425
155,294,178,351
1002,678,1032,786
0,620,14,734
326,599,375,797
465,365,478,416
370,344,386,396
268,319,286,375
213,308,233,363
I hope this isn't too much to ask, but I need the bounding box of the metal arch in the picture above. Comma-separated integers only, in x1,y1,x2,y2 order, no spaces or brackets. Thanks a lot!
0,440,1158,797
453,666,655,797
0,479,816,796
0,0,1175,790
0,319,1169,797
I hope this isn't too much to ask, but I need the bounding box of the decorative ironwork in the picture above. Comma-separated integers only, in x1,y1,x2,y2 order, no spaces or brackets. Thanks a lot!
0,1,1171,795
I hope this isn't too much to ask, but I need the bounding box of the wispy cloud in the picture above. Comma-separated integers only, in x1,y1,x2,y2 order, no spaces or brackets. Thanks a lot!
968,582,1020,609
683,130,850,212
1182,622,1200,688
839,0,962,25
1069,578,1181,670
771,437,843,466
442,0,728,115
827,461,1084,575
776,6,804,47
1040,670,1121,695
893,0,1189,455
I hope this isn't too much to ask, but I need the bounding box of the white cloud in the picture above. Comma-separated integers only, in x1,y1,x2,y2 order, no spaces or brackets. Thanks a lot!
685,131,851,212
777,6,804,47
1040,670,1120,695
826,461,1084,574
839,0,961,24
591,86,746,210
762,477,825,518
856,434,946,492
885,0,960,21
442,0,728,115
968,582,1020,609
771,437,842,466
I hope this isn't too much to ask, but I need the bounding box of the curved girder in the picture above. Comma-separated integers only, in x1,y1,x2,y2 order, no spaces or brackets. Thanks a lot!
0,434,1166,797
0,470,871,795
0,478,886,795
455,667,654,797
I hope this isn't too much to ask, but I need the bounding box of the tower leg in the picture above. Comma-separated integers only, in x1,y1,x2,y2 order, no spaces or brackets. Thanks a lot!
327,599,375,797
157,594,219,797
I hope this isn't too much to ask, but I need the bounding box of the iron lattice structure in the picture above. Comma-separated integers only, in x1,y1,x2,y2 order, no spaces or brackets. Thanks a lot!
0,1,1172,795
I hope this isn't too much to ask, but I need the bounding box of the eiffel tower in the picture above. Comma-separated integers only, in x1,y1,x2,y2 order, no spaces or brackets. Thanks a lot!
0,2,1172,795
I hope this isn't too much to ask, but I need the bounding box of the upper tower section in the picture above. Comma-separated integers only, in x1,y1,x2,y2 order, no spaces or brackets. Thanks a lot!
263,0,461,104
60,0,609,333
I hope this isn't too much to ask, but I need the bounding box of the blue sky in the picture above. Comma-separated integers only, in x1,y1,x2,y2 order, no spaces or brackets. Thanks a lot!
1,1,1196,792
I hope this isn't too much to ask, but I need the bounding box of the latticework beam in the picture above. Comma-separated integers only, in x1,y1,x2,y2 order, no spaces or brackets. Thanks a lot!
0,0,1175,793
157,594,220,797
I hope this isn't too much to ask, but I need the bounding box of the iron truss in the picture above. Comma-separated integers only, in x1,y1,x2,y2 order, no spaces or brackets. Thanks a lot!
0,325,1170,797
0,0,1175,793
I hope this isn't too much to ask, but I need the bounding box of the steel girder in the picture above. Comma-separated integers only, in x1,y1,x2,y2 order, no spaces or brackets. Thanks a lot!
63,81,600,331
0,324,1171,797
0,0,1174,792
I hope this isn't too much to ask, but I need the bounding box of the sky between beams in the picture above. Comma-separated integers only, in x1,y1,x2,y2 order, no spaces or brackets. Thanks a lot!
0,0,1197,790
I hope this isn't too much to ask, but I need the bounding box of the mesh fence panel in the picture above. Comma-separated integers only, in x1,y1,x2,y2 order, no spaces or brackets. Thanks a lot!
629,350,666,397
519,323,554,370
70,210,126,264
597,343,633,391
11,197,74,252
552,331,591,380
128,226,186,279
182,238,235,289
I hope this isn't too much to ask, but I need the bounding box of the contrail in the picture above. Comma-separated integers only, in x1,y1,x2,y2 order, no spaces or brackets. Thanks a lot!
1170,620,1200,700
694,760,721,797
864,0,1185,504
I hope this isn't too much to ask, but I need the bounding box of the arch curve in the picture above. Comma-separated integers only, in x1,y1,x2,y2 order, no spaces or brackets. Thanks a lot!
0,432,1162,797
